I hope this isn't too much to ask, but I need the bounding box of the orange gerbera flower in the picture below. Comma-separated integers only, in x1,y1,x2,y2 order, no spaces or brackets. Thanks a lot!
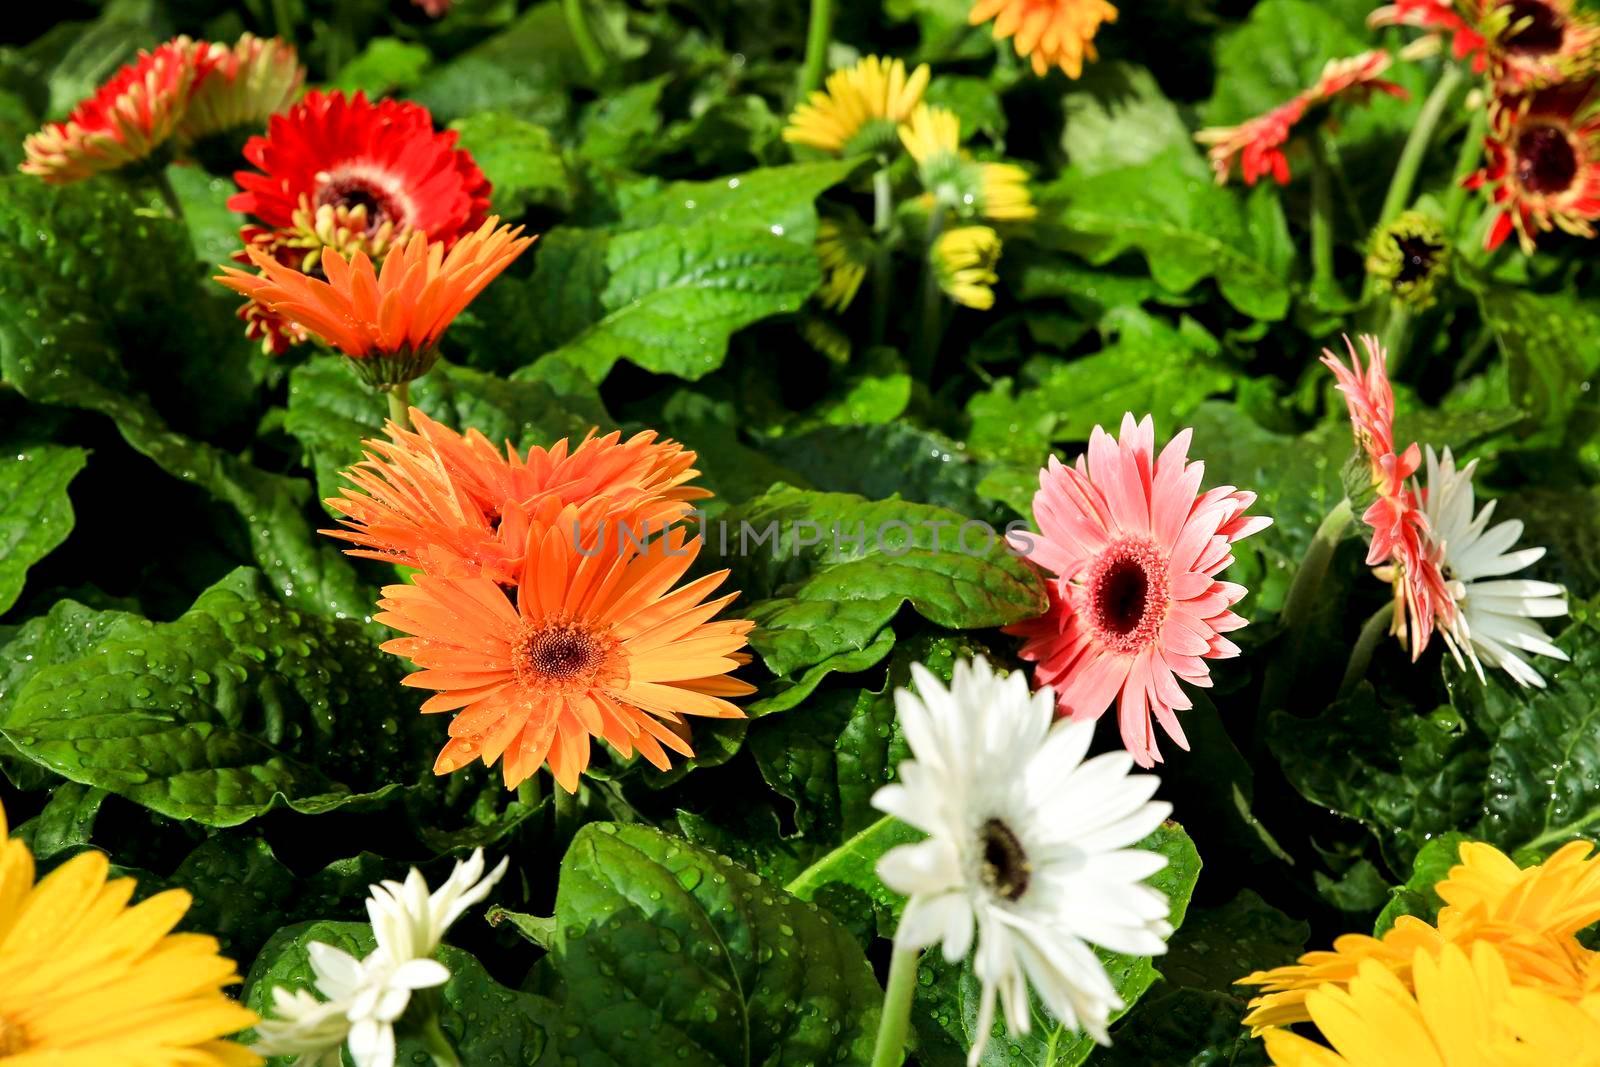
325,408,710,585
215,219,533,387
375,501,754,792
969,0,1118,78
20,38,200,183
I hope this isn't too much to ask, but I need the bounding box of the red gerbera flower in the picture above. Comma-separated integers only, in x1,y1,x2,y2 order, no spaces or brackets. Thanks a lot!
1474,0,1600,91
1196,51,1409,186
1467,80,1600,252
20,39,201,183
1370,0,1490,72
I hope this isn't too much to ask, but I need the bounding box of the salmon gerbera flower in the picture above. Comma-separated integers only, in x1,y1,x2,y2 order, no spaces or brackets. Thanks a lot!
375,500,755,792
0,799,260,1064
1004,414,1270,767
1467,80,1600,252
180,33,304,144
324,408,709,584
968,0,1119,79
20,38,200,183
783,55,932,156
1321,335,1450,657
1196,51,1409,186
216,219,534,387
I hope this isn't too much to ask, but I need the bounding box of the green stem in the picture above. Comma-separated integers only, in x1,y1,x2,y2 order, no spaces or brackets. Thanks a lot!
1308,137,1340,299
1259,498,1355,714
386,381,411,429
912,206,949,380
553,783,581,845
418,1013,462,1067
1380,302,1414,374
870,946,922,1067
152,168,186,227
269,0,295,43
799,0,835,97
563,0,607,80
1443,103,1490,236
516,777,542,810
1340,602,1396,696
870,166,894,347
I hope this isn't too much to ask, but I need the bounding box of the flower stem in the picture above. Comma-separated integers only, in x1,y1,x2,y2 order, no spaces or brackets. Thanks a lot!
912,206,949,380
419,1014,462,1067
386,381,412,429
1364,63,1465,299
563,0,607,80
152,168,186,228
1259,498,1355,714
553,782,582,846
870,946,922,1067
1443,103,1490,236
1340,601,1396,696
800,0,835,97
1380,302,1414,374
1307,136,1341,300
870,166,895,347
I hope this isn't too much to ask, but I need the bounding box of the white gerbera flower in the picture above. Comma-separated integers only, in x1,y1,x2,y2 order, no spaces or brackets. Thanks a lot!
254,849,509,1067
871,656,1173,1066
1421,446,1569,688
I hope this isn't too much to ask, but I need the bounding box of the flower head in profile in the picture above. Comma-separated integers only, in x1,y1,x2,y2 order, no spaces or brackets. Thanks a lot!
815,216,873,312
1321,335,1447,658
783,55,931,156
1240,839,1600,1033
325,408,708,585
933,225,1003,310
873,657,1173,1064
20,38,200,183
901,105,1036,221
1367,210,1451,310
1419,447,1569,687
1003,414,1270,767
1196,51,1408,186
1476,0,1600,92
254,850,508,1067
216,220,534,388
374,499,754,792
1371,0,1490,70
968,0,1119,78
180,34,304,143
1466,81,1600,253
0,798,260,1064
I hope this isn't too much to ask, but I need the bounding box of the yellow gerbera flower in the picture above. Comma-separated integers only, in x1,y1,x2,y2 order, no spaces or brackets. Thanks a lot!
934,225,1003,310
898,104,962,167
815,217,873,311
901,106,1036,222
0,799,259,1064
969,0,1119,78
1260,943,1600,1067
980,162,1037,220
1241,839,1600,1032
784,55,932,155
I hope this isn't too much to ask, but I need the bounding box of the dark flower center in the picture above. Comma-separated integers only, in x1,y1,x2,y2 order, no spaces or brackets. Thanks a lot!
316,177,404,234
1395,235,1443,284
1515,126,1579,194
0,1014,27,1056
525,625,604,679
1097,557,1149,635
979,818,1031,903
1502,0,1564,54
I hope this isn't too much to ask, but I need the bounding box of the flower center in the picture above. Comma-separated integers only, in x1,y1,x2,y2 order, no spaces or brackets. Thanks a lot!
315,175,407,234
1084,536,1170,655
978,818,1031,903
1501,0,1564,54
1515,126,1579,195
512,617,623,693
1394,235,1442,285
0,1012,28,1055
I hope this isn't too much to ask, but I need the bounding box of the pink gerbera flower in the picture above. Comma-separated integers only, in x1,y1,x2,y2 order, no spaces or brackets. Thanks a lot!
1004,414,1271,767
1321,335,1451,658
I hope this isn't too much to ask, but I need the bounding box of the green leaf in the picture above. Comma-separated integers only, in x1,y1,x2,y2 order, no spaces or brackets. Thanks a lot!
452,113,575,216
244,921,549,1063
1158,890,1309,993
541,224,820,381
1042,149,1295,321
1061,63,1194,177
578,75,668,163
746,625,897,717
1478,287,1600,449
1088,987,1268,1067
0,444,86,614
0,568,422,826
757,422,997,520
913,824,1204,1067
163,166,247,267
1500,486,1600,597
618,159,862,248
539,822,882,1065
459,226,612,373
330,37,432,96
1266,687,1487,872
1375,831,1472,935
14,781,106,859
720,486,1045,676
1201,0,1366,125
